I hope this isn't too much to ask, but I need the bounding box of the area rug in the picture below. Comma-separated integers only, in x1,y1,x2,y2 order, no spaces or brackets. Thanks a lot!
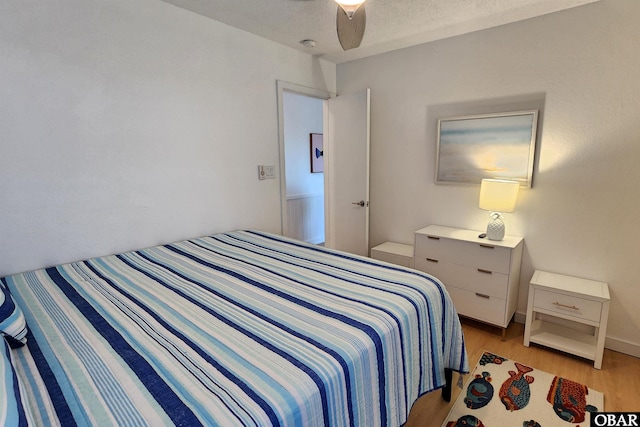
442,351,604,427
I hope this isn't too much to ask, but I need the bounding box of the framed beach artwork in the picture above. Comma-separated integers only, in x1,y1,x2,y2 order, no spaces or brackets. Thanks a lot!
310,133,324,173
435,110,538,187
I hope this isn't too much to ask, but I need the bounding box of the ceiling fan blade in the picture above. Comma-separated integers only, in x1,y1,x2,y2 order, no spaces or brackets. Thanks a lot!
336,4,366,51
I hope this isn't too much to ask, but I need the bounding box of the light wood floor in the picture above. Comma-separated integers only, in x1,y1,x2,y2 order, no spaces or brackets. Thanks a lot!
405,318,640,426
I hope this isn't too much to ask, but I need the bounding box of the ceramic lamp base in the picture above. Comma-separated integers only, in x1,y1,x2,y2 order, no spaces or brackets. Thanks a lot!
486,213,505,240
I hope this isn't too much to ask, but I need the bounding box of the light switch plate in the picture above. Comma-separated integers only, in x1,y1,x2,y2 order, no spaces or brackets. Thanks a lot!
258,165,275,180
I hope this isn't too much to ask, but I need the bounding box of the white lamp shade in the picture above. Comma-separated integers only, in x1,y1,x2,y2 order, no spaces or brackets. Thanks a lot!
478,179,519,213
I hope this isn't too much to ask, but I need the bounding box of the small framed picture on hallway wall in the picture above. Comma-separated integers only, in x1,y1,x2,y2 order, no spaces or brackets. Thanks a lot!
310,133,324,173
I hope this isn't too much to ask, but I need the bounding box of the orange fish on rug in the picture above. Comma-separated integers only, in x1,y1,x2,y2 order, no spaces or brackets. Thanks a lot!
547,376,598,423
499,362,535,411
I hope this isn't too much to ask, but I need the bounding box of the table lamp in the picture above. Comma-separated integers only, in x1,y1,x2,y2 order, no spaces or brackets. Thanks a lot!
478,179,519,240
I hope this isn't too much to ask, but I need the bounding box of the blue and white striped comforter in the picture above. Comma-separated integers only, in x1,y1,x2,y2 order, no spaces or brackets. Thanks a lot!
4,230,468,426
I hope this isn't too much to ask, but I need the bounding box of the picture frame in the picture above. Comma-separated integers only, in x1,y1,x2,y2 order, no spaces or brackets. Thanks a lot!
435,110,538,187
310,133,324,173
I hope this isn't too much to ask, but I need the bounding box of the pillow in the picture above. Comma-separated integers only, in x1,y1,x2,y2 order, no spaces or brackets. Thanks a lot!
0,338,30,426
0,280,28,348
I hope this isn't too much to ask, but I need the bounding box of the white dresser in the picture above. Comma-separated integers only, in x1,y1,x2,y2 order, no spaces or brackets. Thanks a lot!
414,225,523,336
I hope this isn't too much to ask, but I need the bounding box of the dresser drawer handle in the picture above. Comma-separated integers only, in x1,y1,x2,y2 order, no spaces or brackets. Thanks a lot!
553,301,579,310
479,244,495,249
427,236,440,240
475,293,490,299
477,268,492,274
426,258,439,263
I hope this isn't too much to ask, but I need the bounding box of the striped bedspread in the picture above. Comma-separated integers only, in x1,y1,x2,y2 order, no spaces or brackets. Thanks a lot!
3,230,468,426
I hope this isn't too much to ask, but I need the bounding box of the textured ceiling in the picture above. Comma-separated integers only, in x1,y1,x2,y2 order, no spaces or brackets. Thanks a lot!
159,0,599,63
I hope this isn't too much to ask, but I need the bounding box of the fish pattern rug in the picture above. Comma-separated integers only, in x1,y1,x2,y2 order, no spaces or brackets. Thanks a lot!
442,351,604,426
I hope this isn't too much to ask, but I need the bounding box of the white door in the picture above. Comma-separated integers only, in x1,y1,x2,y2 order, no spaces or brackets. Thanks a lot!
324,89,370,256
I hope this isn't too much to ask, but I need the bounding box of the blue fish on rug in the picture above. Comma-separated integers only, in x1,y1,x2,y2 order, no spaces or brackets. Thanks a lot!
446,415,485,427
479,351,508,366
464,371,494,409
499,362,535,411
547,376,598,423
523,420,541,427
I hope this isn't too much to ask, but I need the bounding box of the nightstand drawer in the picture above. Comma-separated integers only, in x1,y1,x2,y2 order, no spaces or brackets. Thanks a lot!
372,252,412,267
447,286,507,326
414,258,507,298
415,235,512,274
371,242,414,268
533,289,602,323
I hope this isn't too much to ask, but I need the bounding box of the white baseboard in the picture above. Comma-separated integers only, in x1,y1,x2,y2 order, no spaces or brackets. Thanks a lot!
514,310,640,359
605,336,640,359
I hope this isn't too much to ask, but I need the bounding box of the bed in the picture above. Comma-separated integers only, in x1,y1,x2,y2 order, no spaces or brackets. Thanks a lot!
1,230,468,426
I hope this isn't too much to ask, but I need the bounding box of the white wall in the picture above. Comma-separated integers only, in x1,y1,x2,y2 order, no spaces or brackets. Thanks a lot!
0,0,335,276
337,0,640,355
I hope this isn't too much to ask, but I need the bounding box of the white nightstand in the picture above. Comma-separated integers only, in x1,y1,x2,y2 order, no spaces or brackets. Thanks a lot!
370,242,414,268
524,270,610,369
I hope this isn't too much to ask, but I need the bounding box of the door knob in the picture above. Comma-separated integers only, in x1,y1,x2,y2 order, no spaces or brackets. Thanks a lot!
352,200,366,207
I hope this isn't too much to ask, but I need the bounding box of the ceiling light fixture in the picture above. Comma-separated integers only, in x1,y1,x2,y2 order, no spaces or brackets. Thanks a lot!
335,0,366,20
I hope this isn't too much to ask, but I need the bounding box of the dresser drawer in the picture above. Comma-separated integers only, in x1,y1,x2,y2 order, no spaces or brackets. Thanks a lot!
533,289,602,323
371,251,412,267
414,258,507,298
446,286,507,327
415,235,512,274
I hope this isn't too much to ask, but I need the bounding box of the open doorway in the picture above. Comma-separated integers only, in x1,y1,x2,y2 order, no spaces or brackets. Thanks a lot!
282,91,325,244
277,82,370,254
277,81,332,245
